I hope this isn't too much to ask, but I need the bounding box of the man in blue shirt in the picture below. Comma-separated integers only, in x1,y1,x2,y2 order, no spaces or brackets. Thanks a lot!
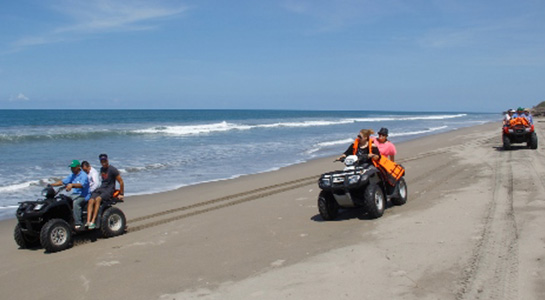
51,160,90,230
512,107,525,119
523,108,534,125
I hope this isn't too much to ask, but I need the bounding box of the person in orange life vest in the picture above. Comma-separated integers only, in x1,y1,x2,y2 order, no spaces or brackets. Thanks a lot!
509,108,530,127
374,127,397,162
337,129,380,164
523,108,534,125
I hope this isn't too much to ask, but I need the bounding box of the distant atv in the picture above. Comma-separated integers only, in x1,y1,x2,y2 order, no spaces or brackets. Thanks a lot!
503,117,537,150
14,186,126,252
317,155,407,220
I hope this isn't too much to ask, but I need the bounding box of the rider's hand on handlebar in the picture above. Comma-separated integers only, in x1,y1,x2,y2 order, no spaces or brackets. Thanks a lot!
335,155,346,162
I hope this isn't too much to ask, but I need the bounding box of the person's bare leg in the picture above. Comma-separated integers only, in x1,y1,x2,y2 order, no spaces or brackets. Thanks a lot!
90,196,102,225
86,199,95,225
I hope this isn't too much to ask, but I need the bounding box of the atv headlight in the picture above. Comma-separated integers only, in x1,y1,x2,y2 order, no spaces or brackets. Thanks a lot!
33,203,46,211
347,174,361,185
320,177,331,187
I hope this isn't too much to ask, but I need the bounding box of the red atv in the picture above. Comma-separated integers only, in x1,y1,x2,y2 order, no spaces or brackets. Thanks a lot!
503,117,538,150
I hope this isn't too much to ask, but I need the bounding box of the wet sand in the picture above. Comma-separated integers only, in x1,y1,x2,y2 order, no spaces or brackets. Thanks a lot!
1,120,544,300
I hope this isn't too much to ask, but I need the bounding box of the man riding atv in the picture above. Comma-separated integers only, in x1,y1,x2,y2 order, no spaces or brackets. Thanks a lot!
87,153,124,229
50,159,90,230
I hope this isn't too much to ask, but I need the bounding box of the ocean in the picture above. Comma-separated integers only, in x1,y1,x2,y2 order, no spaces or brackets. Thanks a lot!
0,109,499,220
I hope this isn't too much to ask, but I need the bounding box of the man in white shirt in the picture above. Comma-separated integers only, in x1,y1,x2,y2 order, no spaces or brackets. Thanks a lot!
81,161,101,193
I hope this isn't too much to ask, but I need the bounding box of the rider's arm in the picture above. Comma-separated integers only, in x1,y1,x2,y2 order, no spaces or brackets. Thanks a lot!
50,180,64,187
116,175,125,199
337,143,354,160
370,146,381,161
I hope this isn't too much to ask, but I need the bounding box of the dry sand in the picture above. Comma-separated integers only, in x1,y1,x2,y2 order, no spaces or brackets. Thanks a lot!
1,120,544,300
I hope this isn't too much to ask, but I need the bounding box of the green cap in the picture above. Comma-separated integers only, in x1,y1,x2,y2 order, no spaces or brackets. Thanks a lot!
517,107,524,111
69,160,81,168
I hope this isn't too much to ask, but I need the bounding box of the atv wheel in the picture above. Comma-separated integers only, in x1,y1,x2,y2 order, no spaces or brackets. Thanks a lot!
40,219,72,252
100,207,126,238
503,135,511,150
363,184,385,219
14,224,39,249
391,177,408,206
529,132,538,149
318,191,339,221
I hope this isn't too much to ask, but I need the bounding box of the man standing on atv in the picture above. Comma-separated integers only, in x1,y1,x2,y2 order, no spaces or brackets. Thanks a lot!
50,160,90,230
86,154,124,229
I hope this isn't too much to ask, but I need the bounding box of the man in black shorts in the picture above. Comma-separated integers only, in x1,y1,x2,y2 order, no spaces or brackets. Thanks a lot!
86,153,124,229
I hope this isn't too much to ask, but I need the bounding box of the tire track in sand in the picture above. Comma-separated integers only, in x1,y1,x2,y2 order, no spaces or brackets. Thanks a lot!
457,149,519,300
127,176,318,232
125,137,493,233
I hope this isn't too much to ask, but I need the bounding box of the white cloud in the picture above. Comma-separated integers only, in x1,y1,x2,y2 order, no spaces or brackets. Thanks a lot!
11,0,188,49
281,0,409,32
9,93,30,102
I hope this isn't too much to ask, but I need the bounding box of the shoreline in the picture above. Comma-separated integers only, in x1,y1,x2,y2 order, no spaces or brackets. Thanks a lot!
0,111,497,215
0,120,496,221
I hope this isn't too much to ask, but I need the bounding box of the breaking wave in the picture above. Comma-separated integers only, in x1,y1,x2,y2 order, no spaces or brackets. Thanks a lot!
129,114,465,137
306,126,449,154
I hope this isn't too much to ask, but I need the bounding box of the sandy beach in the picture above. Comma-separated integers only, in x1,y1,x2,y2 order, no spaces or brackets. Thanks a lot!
1,120,544,300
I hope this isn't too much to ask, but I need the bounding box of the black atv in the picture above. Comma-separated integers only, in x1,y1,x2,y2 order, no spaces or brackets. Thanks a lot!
14,186,126,252
317,155,407,220
502,119,538,150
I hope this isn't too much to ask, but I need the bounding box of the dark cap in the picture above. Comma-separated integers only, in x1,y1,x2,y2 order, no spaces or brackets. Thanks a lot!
378,127,389,136
99,153,108,161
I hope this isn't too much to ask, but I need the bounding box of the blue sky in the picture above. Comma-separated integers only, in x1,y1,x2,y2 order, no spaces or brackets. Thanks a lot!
1,0,543,112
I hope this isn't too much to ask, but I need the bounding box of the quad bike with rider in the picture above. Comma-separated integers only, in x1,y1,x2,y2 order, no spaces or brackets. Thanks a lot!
14,185,126,252
317,140,407,220
503,116,538,150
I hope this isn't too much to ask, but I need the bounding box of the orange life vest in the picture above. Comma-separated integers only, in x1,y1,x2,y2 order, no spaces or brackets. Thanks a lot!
352,138,360,155
509,117,529,127
369,138,405,186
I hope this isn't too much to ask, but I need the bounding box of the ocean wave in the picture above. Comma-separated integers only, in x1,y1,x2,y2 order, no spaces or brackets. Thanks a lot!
121,163,170,173
350,114,467,122
0,180,43,193
0,114,466,141
0,205,19,210
0,178,60,193
306,126,449,154
130,114,466,137
132,121,253,136
0,128,128,143
389,126,448,137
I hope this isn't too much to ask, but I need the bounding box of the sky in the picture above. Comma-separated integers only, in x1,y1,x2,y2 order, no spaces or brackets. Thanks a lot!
0,0,544,112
